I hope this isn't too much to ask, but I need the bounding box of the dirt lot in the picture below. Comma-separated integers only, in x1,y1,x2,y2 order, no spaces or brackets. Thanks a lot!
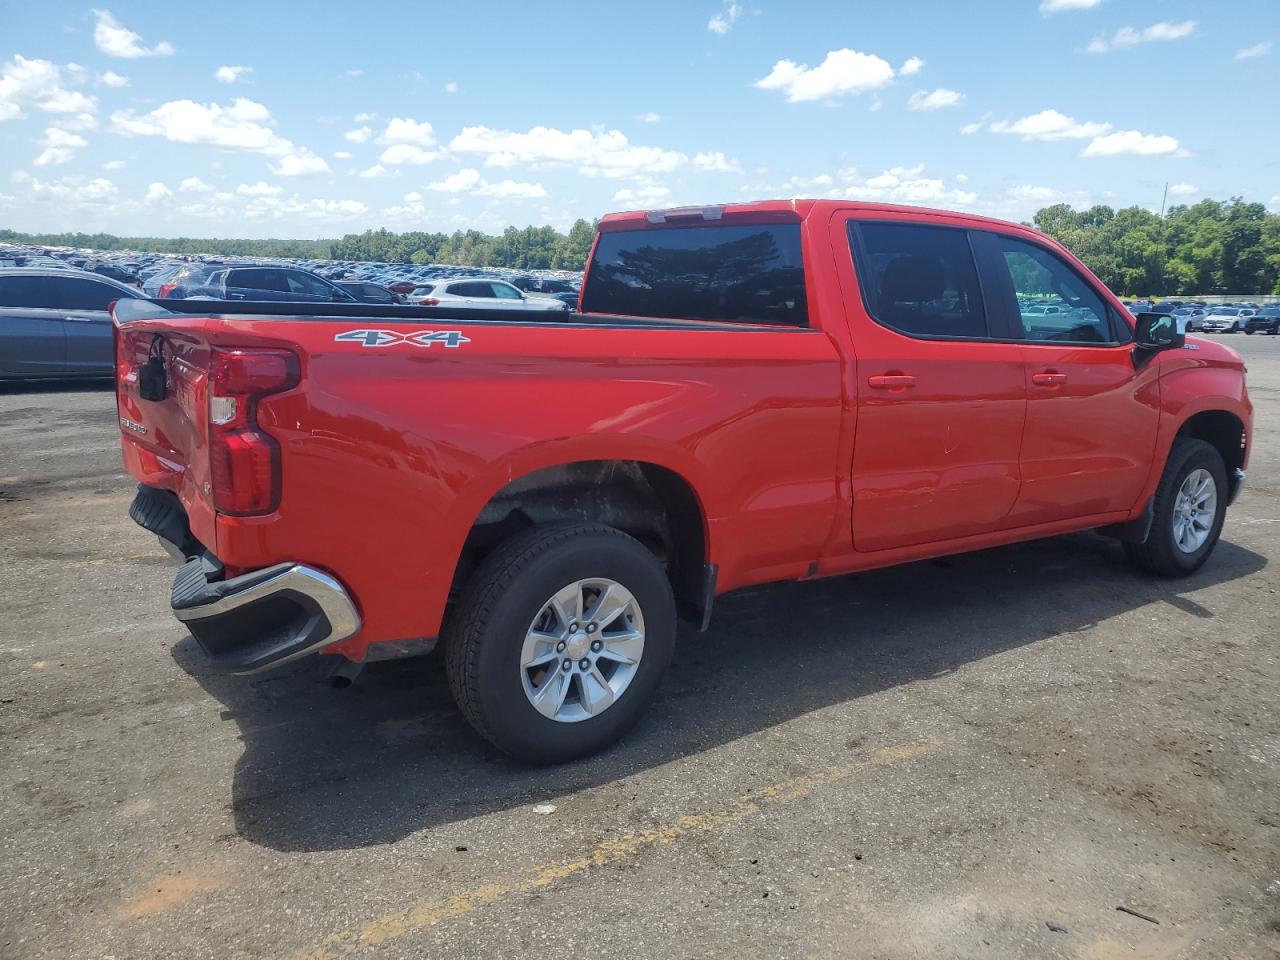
1,335,1277,960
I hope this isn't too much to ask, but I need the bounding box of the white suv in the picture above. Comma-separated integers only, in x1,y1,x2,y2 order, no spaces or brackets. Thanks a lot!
407,279,569,311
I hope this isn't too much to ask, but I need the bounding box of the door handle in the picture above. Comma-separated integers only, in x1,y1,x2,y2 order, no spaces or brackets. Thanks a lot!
1032,371,1068,387
867,374,916,390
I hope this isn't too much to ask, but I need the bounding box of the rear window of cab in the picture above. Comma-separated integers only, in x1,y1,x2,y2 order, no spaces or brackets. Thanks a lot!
581,223,807,327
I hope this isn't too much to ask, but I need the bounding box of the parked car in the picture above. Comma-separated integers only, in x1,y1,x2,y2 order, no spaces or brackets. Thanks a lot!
336,281,402,305
1200,307,1248,333
0,267,141,380
153,263,226,298
1171,306,1206,332
406,278,569,311
180,266,357,303
1244,308,1280,335
512,276,581,309
113,199,1251,763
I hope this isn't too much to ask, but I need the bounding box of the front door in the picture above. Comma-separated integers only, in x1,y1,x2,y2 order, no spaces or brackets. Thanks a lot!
0,275,67,379
983,232,1160,526
50,276,126,376
837,217,1028,552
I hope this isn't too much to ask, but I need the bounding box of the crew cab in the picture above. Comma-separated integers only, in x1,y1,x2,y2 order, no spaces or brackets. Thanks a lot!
114,200,1252,763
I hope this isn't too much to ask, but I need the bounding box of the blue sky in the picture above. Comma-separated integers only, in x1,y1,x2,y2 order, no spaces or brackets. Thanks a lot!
1,0,1276,239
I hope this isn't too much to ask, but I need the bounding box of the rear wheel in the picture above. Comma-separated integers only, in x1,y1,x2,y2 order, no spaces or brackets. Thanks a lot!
445,523,676,764
1124,438,1227,577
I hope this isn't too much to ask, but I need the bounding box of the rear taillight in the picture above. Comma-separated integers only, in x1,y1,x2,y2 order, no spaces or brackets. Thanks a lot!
208,347,299,516
418,297,439,306
158,283,177,298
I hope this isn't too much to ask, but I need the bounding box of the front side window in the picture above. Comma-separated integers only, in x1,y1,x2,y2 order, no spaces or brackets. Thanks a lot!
284,271,334,298
229,269,287,293
994,236,1114,344
582,223,807,326
851,222,987,339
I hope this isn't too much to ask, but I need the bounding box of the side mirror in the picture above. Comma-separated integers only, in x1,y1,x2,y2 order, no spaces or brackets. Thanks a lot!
1134,312,1185,353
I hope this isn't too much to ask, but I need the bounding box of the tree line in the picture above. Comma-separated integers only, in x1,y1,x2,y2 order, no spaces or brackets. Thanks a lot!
1033,197,1280,296
4,199,1278,292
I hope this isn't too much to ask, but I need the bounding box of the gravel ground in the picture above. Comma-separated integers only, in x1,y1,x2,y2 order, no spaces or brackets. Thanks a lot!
1,334,1277,960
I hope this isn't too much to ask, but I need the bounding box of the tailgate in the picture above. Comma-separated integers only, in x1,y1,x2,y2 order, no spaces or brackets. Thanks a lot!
113,306,218,548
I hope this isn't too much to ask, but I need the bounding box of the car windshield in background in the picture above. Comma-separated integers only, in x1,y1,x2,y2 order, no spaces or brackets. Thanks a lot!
581,223,808,327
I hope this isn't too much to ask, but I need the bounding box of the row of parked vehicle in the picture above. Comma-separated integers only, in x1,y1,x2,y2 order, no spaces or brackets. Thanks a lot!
1122,298,1280,334
0,241,583,381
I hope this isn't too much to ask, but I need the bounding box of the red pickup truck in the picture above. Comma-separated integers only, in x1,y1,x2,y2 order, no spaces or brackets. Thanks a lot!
114,200,1252,762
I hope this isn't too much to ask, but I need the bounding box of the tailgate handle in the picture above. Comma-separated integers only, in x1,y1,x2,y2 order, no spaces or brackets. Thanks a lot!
139,336,168,402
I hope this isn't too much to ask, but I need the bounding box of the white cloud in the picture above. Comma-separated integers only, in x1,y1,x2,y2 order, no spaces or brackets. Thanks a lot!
357,163,391,178
345,68,363,78
17,173,120,204
450,125,687,180
352,112,375,122
445,81,459,94
636,111,661,124
0,55,98,121
990,108,1111,140
144,181,171,202
1040,0,1102,12
613,184,672,205
1236,41,1272,60
179,176,212,192
1081,130,1182,157
333,150,352,159
755,48,898,103
103,159,125,170
899,57,924,76
840,163,977,206
693,150,743,173
960,112,991,135
378,144,441,166
215,65,253,84
426,167,545,199
908,88,964,111
378,117,436,146
270,151,330,176
98,70,128,88
92,10,174,58
52,112,97,131
708,2,742,34
343,125,372,143
1169,183,1198,196
1089,21,1197,53
235,180,282,196
34,127,88,166
112,98,293,155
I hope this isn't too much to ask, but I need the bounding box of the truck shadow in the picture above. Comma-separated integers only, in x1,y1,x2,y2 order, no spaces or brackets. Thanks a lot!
174,532,1266,853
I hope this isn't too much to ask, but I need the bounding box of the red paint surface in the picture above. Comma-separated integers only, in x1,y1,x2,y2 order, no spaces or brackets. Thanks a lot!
114,200,1252,661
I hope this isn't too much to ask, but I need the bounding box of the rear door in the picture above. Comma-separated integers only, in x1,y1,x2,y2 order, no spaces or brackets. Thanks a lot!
447,281,495,307
836,217,1027,552
48,275,132,376
0,275,67,378
982,231,1160,525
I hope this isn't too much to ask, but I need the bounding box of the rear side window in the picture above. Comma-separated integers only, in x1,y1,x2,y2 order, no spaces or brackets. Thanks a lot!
850,222,987,339
450,281,494,298
582,223,807,326
0,275,49,308
490,282,522,299
994,235,1116,344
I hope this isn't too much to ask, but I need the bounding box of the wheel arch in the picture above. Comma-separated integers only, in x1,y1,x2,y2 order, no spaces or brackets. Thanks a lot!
447,451,714,628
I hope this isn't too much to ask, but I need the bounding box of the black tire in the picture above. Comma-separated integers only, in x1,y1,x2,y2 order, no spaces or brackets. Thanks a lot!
445,522,676,764
1123,438,1228,578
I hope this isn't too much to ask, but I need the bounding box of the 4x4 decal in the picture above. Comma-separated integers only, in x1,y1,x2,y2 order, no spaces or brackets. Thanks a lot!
334,329,471,348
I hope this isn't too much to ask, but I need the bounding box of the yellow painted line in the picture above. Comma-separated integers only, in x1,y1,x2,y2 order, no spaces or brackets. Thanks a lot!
286,737,943,960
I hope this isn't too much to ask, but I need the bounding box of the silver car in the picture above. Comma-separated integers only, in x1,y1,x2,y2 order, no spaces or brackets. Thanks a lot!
0,268,142,380
1199,307,1249,333
406,278,569,311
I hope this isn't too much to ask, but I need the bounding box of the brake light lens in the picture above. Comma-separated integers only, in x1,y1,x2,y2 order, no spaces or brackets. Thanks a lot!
158,283,177,298
208,348,299,516
418,296,439,306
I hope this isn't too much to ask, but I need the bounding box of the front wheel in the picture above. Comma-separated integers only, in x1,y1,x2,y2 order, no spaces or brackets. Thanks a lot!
1124,438,1228,577
445,523,676,763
